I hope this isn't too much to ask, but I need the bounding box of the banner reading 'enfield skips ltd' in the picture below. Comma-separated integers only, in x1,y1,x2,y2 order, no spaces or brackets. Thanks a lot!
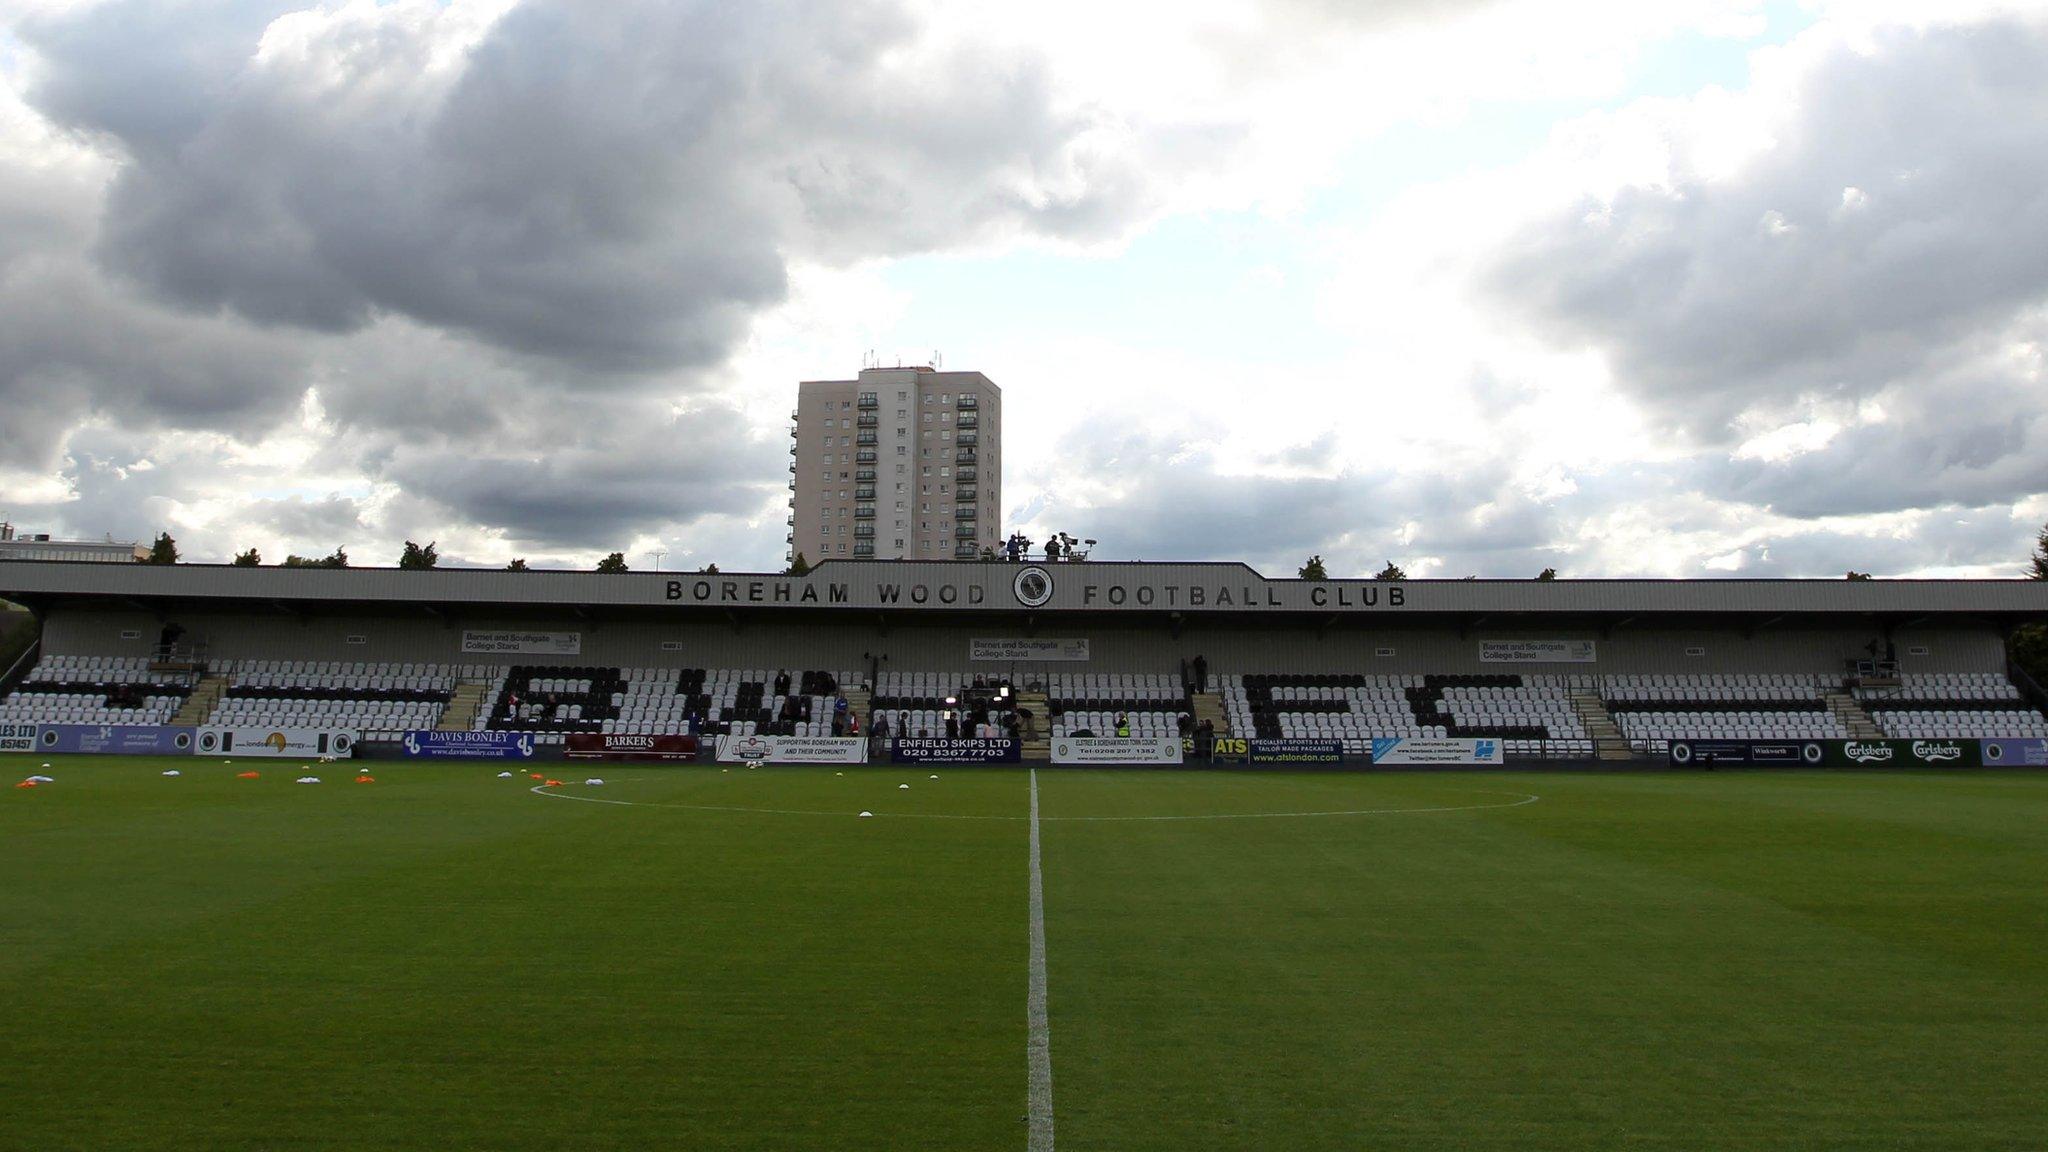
890,738,1020,764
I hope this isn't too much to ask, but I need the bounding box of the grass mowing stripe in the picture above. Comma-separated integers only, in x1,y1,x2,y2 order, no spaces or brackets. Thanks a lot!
1028,768,1056,1152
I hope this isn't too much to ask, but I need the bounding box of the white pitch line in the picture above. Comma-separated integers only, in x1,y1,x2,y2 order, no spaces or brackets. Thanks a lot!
1026,768,1056,1152
526,784,1541,823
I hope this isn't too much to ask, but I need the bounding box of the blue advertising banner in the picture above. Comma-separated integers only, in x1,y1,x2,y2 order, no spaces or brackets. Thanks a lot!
1980,738,2048,767
890,737,1020,764
33,725,196,755
1248,738,1346,765
400,730,537,760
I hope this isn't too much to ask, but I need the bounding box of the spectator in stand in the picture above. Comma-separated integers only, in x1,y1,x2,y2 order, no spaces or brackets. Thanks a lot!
1115,713,1130,738
1192,654,1209,694
870,712,890,741
1197,718,1215,759
945,711,960,739
834,694,849,725
774,669,791,697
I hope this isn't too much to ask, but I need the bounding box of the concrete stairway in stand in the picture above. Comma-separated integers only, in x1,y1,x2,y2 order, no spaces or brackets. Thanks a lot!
1190,691,1233,736
1570,689,1636,761
171,675,227,727
436,682,488,731
1015,690,1051,761
841,684,872,734
1823,689,1886,740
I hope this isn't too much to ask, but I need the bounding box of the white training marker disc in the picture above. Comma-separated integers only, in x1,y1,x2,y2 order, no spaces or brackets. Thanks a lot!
859,811,873,818
899,783,910,790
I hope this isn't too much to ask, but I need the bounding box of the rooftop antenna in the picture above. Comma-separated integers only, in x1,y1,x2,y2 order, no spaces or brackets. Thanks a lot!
933,350,943,370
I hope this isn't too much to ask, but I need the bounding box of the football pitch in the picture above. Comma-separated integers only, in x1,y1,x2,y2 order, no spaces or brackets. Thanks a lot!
4,759,2046,1151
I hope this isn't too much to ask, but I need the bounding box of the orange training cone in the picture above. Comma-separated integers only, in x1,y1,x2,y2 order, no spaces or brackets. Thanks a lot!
544,779,564,787
236,771,261,779
354,774,375,784
14,780,36,789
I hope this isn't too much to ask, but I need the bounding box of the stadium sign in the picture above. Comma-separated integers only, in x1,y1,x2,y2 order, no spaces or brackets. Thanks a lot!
565,733,699,760
401,730,537,760
1480,639,1597,664
0,723,36,752
969,638,1089,662
1050,736,1184,765
1667,739,1985,768
712,735,867,764
657,570,1412,613
1371,738,1505,766
462,630,582,656
197,727,356,758
1982,737,2048,766
1182,735,1250,763
890,737,1021,764
1247,738,1346,765
31,725,196,755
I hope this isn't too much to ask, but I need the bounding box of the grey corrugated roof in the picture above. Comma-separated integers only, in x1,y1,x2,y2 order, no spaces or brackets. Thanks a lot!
3,558,2045,618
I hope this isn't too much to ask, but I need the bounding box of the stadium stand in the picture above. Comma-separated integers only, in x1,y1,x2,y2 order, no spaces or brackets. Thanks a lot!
1218,673,1595,758
1605,674,1849,752
873,670,1017,738
1046,673,1187,738
0,654,189,726
475,666,865,743
208,660,453,741
1860,672,2048,738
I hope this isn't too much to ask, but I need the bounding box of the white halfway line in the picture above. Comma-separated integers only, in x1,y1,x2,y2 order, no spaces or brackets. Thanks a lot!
1027,768,1056,1152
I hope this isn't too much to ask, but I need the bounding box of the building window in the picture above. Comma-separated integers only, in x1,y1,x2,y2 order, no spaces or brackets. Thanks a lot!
897,391,907,400
896,446,906,455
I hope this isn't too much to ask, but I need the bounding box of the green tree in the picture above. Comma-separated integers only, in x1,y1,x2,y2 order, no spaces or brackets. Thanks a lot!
1298,555,1327,580
2031,520,2048,580
698,563,720,574
145,532,179,565
785,552,811,576
506,558,529,571
398,540,439,570
1536,567,1557,580
1374,561,1407,581
2010,521,2048,687
1845,570,1873,581
595,552,629,573
231,548,261,567
282,547,349,569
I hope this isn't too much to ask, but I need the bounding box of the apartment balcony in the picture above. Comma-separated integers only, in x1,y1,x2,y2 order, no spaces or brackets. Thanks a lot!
855,486,876,500
856,432,877,445
957,414,978,429
956,487,977,502
955,506,977,520
854,543,876,557
784,533,793,544
787,462,797,474
954,526,978,539
788,444,798,455
789,425,799,438
855,506,875,519
856,450,877,463
955,449,977,465
785,514,795,526
956,432,978,446
855,468,876,482
857,413,878,428
953,543,979,558
956,468,977,483
957,396,978,409
858,394,878,409
854,525,875,539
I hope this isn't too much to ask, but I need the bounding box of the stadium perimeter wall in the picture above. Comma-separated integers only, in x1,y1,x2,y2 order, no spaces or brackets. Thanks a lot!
35,608,2012,677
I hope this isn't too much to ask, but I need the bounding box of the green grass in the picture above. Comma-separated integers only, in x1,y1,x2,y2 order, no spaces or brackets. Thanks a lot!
2,759,2045,1150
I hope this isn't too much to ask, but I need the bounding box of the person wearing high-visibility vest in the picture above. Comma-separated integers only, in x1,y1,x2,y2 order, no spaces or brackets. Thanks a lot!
1115,713,1130,738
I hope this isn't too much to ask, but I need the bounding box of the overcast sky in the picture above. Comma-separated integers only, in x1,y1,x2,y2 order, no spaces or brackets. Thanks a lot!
2,0,2045,578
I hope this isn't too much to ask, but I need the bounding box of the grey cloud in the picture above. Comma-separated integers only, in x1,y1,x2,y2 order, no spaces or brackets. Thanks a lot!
381,400,777,550
247,494,364,545
1480,17,2048,441
23,0,1149,374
